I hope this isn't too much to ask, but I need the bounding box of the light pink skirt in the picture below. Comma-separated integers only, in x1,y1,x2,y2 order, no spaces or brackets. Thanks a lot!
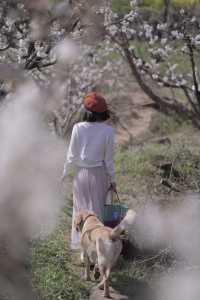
71,166,109,249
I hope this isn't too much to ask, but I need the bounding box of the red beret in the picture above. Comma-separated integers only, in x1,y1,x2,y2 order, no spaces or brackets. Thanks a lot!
84,92,108,113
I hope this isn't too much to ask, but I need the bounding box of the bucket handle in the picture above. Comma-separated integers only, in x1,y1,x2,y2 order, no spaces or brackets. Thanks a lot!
107,185,121,203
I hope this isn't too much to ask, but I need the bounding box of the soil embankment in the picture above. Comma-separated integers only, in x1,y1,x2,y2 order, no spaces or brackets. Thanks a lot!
112,87,153,145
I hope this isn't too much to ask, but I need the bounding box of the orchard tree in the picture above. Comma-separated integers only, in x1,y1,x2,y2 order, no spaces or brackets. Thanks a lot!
0,0,125,137
0,0,80,69
104,0,200,127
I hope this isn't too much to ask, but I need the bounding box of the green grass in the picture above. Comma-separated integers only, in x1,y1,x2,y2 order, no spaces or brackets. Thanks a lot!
31,113,200,300
112,0,200,13
31,207,92,300
143,0,200,8
115,116,200,199
112,0,131,13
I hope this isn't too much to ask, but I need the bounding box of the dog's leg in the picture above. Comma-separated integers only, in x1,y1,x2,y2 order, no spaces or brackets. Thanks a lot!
84,254,91,281
103,268,110,298
97,266,111,298
97,265,105,290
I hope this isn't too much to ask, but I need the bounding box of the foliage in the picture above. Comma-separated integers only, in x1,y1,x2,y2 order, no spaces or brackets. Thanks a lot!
31,211,91,300
104,0,200,128
115,120,200,198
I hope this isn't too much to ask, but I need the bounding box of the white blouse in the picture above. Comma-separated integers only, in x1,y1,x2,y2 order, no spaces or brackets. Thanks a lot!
63,121,115,182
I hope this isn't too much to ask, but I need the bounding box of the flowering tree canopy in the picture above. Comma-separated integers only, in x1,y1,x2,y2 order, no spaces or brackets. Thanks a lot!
104,0,200,127
0,0,118,136
1,0,200,134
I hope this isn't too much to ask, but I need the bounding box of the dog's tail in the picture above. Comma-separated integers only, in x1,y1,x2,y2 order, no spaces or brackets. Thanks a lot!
110,209,136,240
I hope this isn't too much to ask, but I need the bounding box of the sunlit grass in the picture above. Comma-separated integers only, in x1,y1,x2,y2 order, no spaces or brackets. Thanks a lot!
112,0,200,13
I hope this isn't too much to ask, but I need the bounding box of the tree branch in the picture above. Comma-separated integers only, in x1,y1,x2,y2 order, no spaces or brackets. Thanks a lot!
0,44,10,51
121,40,190,116
186,36,200,107
182,86,200,116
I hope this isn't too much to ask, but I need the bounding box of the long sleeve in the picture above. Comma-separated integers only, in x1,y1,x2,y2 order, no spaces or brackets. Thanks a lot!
104,129,115,183
62,125,79,178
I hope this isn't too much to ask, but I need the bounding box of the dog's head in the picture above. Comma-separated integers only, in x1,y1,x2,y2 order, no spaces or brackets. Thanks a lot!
74,210,96,232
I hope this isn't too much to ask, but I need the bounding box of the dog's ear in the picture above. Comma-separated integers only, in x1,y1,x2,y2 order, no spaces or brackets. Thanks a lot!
74,213,83,232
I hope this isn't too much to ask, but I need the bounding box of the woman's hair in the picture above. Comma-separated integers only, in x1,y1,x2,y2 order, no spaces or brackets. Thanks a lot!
81,107,110,122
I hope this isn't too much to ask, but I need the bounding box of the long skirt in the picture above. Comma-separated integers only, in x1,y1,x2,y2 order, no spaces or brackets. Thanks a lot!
71,166,109,249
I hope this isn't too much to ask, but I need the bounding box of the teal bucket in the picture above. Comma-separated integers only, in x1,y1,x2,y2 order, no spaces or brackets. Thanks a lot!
103,203,128,228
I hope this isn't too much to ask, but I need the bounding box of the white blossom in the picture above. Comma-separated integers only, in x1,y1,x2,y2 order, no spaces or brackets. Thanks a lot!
191,16,196,23
109,25,118,37
193,34,200,45
122,26,127,33
136,58,143,67
152,73,158,80
165,45,173,53
171,74,177,81
169,64,178,72
161,38,167,45
144,23,153,39
181,45,188,53
130,0,138,8
171,30,179,38
131,29,136,35
180,79,187,86
157,23,167,31
125,11,137,22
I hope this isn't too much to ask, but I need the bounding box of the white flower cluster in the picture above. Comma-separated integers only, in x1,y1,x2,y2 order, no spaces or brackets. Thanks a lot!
103,6,114,27
157,23,168,31
149,47,168,61
49,38,127,131
192,34,200,46
143,23,153,40
130,0,138,8
109,25,118,37
124,10,138,22
152,73,159,80
100,0,200,114
171,30,184,40
135,58,143,67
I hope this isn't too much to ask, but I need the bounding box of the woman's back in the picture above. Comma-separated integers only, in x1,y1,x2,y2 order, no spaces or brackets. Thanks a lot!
74,121,114,165
62,92,116,250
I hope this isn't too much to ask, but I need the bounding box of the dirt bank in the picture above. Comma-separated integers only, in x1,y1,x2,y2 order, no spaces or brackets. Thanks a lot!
111,87,153,146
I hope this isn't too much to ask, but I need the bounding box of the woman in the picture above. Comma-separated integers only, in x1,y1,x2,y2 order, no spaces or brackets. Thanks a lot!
62,92,116,249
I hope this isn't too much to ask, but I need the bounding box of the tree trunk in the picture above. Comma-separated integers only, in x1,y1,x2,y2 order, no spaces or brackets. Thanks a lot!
122,45,200,129
163,0,171,23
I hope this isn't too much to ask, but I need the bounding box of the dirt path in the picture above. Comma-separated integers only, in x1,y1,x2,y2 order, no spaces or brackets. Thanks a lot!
89,89,153,300
111,87,153,146
90,287,128,300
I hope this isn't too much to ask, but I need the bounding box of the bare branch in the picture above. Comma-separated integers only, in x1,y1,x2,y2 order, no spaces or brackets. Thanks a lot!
186,36,200,106
0,44,10,51
182,86,200,116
